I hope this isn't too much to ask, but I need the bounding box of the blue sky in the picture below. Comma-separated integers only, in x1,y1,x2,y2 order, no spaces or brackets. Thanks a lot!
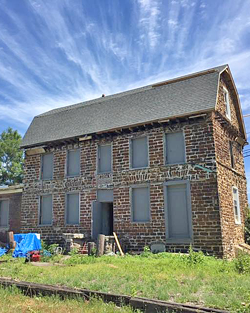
0,0,250,194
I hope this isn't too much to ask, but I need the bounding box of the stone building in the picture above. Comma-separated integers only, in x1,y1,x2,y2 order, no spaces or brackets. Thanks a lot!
20,65,248,258
0,185,22,242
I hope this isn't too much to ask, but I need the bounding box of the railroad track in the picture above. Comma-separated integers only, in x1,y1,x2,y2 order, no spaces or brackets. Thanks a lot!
0,277,229,313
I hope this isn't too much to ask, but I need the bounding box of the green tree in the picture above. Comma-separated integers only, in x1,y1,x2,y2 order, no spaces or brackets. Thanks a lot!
245,207,250,245
0,127,23,186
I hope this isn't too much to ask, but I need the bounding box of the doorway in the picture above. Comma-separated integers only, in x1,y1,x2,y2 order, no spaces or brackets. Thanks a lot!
92,201,114,240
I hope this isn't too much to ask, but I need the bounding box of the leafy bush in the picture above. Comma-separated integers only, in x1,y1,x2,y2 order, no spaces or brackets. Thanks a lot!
234,252,250,274
69,247,79,256
41,240,63,262
140,246,153,258
185,246,205,265
245,207,250,245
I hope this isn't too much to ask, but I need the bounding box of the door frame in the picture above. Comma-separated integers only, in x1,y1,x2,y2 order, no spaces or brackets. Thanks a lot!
91,200,114,239
163,180,193,244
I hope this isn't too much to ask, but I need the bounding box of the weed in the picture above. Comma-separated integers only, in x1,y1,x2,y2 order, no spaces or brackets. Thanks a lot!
1,252,250,311
0,286,136,312
140,245,153,258
69,247,79,256
234,252,250,274
185,246,205,265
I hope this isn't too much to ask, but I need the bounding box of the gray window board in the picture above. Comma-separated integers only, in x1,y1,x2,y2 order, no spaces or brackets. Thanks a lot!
0,199,9,228
165,131,186,165
67,149,80,177
130,136,149,169
164,180,192,243
39,194,52,226
41,153,53,180
97,189,113,202
131,185,150,222
98,144,112,173
66,193,80,225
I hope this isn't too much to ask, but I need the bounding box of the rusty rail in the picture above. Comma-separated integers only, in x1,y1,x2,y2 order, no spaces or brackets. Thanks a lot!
0,278,228,313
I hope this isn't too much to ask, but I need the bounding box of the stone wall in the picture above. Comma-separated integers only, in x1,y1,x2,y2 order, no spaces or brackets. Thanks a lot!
0,191,22,242
213,75,247,258
21,115,226,256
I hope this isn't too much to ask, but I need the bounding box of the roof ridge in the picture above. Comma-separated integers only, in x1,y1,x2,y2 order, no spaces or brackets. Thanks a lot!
37,64,227,118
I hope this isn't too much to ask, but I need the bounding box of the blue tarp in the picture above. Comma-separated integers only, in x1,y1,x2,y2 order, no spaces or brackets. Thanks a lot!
0,247,7,257
13,233,41,258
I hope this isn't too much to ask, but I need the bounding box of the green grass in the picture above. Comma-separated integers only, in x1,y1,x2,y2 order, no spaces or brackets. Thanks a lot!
0,286,136,313
0,252,250,312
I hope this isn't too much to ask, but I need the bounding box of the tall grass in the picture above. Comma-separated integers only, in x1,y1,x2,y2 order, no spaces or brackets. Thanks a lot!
0,286,136,313
0,251,250,312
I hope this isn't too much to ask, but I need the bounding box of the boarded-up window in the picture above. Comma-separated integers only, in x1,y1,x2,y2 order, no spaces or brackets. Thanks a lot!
41,153,53,180
39,195,52,225
98,144,112,173
131,186,150,222
67,149,80,176
165,183,191,240
66,193,80,225
165,132,185,164
0,200,9,227
233,187,241,224
131,137,148,168
229,141,234,169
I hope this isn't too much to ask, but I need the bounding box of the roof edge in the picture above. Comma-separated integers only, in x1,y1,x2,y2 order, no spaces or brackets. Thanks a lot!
36,64,228,118
216,66,247,140
20,108,214,149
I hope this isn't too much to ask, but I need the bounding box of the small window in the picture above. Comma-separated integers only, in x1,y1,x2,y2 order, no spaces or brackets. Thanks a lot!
131,186,150,222
0,200,9,227
223,88,231,120
66,193,80,225
229,141,234,168
131,137,148,169
98,144,112,173
39,195,52,225
67,149,80,176
41,153,53,180
232,187,241,224
165,132,185,164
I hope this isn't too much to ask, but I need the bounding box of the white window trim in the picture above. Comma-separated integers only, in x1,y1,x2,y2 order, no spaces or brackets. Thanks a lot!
223,87,231,121
232,186,241,225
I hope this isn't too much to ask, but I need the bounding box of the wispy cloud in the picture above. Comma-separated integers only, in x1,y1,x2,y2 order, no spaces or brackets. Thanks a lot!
137,0,161,49
0,0,249,135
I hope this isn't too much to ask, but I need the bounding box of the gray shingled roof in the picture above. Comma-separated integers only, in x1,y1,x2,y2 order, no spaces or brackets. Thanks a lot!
21,65,227,148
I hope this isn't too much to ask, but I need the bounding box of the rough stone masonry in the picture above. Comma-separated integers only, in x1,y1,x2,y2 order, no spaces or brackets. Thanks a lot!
20,66,248,258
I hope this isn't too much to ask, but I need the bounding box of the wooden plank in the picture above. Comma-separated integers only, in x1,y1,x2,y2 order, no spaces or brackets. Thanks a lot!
79,135,92,141
113,232,124,257
26,147,45,156
0,278,229,313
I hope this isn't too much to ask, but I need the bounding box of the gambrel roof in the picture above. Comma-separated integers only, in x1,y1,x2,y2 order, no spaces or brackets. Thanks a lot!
21,64,245,148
